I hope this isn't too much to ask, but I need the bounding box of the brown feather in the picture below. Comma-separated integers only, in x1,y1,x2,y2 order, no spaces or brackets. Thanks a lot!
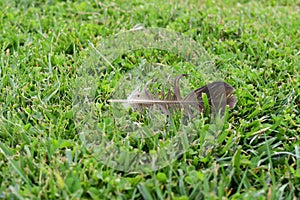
122,74,237,117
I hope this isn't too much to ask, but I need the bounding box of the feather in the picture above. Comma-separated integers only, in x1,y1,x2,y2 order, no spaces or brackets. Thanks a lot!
109,74,237,117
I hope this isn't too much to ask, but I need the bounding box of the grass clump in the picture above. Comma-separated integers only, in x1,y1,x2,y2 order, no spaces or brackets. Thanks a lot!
0,0,299,199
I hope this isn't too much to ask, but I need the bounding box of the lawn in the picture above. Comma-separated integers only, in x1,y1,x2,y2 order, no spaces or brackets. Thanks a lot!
0,0,299,199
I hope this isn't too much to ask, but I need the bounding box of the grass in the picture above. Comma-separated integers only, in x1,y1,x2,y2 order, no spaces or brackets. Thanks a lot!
0,0,299,199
